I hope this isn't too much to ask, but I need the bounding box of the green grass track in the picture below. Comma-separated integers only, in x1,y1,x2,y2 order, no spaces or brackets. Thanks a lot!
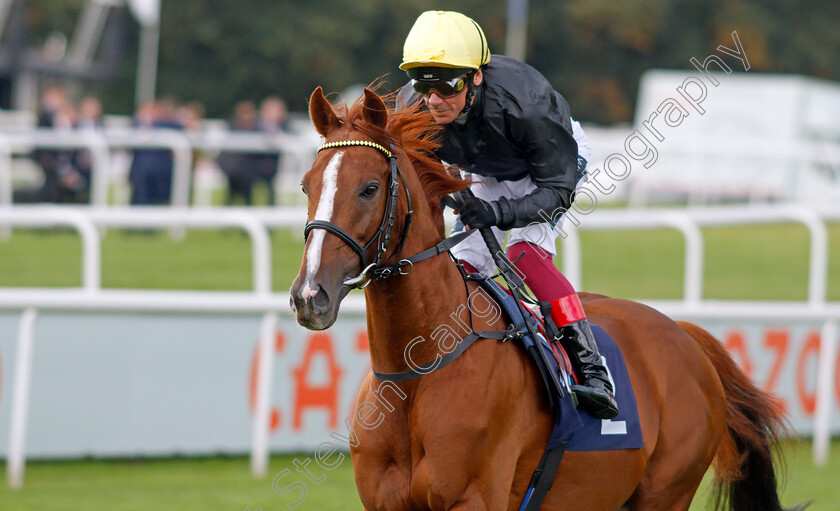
1,223,838,301
0,440,837,510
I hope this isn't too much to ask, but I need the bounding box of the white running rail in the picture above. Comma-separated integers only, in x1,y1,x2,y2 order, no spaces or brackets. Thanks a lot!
0,204,838,488
0,128,318,209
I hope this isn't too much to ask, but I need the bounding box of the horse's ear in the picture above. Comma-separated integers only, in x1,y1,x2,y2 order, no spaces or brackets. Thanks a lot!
309,86,341,137
361,88,388,129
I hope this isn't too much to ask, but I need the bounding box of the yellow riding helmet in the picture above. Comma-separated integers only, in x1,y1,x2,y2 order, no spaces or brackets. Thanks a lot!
400,11,491,71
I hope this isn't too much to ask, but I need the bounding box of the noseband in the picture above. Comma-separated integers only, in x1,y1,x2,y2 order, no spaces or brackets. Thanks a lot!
303,140,413,288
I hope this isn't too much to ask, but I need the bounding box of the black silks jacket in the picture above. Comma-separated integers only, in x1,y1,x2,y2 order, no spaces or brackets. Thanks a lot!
397,55,579,229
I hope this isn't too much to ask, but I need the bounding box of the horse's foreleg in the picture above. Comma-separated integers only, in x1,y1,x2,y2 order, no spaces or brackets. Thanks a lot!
411,461,501,511
446,490,491,511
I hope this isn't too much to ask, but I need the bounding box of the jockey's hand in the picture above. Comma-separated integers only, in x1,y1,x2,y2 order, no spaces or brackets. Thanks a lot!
459,196,502,229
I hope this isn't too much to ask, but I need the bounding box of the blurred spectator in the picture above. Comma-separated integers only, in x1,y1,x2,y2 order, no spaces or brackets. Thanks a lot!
69,96,105,201
217,96,290,205
232,100,258,131
49,101,87,202
155,97,183,130
15,85,87,203
36,85,67,125
258,96,290,133
176,100,208,176
128,98,183,205
177,100,205,132
76,96,103,129
217,100,260,205
253,96,291,205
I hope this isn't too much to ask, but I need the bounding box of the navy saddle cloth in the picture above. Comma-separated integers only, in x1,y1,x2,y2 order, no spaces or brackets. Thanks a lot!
475,275,643,451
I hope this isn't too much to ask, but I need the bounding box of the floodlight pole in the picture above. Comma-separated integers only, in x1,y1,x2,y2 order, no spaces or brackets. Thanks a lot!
505,0,529,61
135,21,160,106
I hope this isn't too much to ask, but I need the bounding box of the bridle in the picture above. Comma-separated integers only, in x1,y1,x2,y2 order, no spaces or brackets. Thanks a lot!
303,138,476,289
303,139,413,289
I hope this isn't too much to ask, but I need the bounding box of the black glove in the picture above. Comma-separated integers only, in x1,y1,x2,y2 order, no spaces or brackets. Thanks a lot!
459,196,503,229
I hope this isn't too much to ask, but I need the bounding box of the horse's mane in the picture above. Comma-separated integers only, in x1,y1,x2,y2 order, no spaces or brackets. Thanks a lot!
332,93,468,223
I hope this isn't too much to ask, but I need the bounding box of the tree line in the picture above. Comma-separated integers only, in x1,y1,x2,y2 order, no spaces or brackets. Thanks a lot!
29,0,840,124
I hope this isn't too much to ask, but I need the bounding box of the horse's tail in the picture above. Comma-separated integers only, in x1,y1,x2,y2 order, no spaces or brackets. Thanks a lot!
677,321,807,511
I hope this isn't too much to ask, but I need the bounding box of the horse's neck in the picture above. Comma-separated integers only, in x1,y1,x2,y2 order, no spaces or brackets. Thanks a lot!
364,235,471,375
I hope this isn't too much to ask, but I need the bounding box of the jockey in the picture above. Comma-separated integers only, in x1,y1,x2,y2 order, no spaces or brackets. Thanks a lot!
397,11,618,419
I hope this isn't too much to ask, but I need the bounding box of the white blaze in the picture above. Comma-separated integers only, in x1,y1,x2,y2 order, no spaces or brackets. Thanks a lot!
303,151,343,298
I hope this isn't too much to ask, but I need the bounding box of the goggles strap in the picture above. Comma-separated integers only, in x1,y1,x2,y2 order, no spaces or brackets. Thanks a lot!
459,79,476,116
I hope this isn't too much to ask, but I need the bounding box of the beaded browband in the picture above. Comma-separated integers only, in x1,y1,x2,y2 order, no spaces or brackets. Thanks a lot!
318,140,393,159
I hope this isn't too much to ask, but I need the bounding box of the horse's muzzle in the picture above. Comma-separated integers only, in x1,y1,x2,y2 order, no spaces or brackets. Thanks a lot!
290,280,342,330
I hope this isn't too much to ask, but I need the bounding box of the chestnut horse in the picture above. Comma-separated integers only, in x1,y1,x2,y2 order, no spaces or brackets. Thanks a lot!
290,87,801,511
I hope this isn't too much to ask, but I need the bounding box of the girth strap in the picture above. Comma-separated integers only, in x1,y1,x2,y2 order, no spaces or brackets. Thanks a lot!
519,442,568,511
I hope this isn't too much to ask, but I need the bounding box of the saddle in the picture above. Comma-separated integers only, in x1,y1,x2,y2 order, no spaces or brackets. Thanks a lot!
471,273,643,510
474,273,642,444
471,273,578,398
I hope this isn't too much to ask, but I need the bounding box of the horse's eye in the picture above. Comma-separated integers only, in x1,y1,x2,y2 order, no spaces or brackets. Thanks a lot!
300,184,307,195
361,183,380,198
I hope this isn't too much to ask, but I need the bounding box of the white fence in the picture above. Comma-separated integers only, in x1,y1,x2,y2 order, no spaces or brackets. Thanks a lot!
0,127,321,209
4,124,840,211
0,205,838,488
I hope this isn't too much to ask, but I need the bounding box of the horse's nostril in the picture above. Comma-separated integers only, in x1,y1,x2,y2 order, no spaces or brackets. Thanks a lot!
313,287,330,310
289,296,297,312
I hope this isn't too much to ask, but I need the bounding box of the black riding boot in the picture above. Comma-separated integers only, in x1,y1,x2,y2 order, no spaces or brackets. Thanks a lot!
560,319,619,419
